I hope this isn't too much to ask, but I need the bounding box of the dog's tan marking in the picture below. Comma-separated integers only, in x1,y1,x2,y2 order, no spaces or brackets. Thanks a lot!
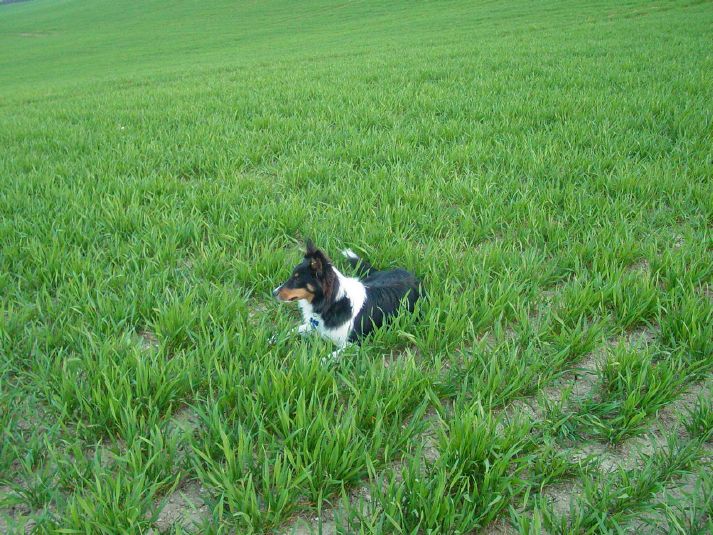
278,287,314,302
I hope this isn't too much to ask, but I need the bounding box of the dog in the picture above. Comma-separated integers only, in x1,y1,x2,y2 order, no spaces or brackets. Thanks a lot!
272,241,422,359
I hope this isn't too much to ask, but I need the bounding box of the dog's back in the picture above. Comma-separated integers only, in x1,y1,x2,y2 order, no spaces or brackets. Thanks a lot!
349,266,421,341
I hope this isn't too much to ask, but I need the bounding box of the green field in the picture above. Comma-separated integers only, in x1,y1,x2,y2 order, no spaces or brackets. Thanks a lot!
1,0,712,532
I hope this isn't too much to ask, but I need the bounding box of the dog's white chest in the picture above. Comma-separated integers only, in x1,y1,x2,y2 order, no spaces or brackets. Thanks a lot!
316,320,351,347
296,272,366,349
298,300,352,348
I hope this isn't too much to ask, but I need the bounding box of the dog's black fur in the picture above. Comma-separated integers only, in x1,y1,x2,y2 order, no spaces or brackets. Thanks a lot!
344,255,422,342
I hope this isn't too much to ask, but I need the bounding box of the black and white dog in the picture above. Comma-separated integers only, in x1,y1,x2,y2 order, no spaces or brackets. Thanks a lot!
273,241,422,357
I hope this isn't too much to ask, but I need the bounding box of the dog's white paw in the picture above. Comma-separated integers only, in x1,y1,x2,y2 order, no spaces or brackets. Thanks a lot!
320,355,336,366
298,321,317,335
341,248,359,260
321,349,344,366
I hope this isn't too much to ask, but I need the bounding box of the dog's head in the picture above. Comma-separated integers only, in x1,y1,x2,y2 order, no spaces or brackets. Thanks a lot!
273,241,334,303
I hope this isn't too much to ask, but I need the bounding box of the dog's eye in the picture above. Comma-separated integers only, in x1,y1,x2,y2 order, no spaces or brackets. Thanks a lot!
293,273,299,278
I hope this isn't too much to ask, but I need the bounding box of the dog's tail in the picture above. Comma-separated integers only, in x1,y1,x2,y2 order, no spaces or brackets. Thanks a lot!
341,249,376,277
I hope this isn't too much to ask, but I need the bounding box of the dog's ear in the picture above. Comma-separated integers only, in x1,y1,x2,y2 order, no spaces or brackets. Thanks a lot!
304,241,330,277
305,239,317,256
309,254,323,276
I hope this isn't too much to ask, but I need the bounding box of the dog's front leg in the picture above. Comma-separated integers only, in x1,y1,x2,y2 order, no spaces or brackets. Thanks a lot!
296,322,313,335
270,318,318,345
300,317,321,335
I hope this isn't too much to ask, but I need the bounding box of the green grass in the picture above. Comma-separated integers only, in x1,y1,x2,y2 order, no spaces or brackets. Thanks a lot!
1,0,712,532
644,468,713,535
530,432,707,534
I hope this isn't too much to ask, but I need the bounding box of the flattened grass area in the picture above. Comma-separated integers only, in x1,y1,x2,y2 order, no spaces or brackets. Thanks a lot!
1,0,712,532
